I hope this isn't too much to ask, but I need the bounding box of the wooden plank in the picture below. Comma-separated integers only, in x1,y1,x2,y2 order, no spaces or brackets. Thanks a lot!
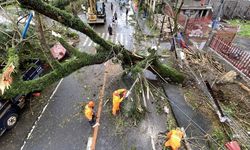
90,64,108,150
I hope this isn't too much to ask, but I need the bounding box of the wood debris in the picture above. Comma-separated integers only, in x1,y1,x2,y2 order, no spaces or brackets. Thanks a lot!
0,63,15,94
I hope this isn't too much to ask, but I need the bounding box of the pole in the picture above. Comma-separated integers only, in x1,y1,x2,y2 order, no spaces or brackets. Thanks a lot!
205,81,225,117
203,0,224,49
90,63,108,150
22,12,33,39
207,0,212,5
159,15,166,43
215,0,224,21
168,17,177,59
184,15,190,35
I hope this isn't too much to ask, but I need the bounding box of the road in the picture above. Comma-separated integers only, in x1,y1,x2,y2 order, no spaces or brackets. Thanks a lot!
0,1,166,150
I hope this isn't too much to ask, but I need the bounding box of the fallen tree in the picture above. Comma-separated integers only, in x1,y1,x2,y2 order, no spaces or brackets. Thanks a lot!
1,0,184,98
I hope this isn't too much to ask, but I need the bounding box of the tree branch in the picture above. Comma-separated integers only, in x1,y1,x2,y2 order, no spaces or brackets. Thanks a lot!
18,0,121,53
0,48,19,95
35,12,60,69
2,0,185,98
173,0,184,34
3,50,110,98
57,37,85,58
5,47,19,70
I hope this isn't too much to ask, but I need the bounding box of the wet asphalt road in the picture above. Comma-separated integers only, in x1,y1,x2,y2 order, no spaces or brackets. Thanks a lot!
23,1,136,149
22,64,105,150
0,84,57,150
163,84,211,149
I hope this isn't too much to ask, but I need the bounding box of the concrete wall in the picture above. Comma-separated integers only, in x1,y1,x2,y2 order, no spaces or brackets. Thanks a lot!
211,0,250,20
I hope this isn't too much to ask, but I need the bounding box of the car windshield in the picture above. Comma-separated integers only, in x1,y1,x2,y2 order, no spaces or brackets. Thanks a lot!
96,2,103,13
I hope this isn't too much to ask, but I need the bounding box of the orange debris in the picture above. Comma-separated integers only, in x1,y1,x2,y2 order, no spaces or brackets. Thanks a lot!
0,63,15,94
84,103,94,121
165,128,184,150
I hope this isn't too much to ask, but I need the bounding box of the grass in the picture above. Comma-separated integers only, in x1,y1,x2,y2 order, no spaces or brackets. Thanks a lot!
114,115,128,136
228,20,250,38
211,128,226,148
184,90,201,110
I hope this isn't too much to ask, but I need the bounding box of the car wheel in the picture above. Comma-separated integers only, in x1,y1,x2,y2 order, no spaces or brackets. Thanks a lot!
4,113,18,130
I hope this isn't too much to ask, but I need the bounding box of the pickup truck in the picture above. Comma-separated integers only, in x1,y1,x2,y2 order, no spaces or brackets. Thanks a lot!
0,59,43,136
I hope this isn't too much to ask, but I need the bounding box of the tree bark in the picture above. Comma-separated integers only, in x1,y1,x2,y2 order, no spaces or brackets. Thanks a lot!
18,0,121,53
35,12,59,69
3,48,110,98
1,0,185,98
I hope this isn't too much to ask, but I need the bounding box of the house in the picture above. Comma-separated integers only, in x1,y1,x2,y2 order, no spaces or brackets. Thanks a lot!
177,0,213,19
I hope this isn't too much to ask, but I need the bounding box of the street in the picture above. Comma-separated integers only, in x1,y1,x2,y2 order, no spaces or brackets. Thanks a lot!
0,1,162,150
1,0,250,149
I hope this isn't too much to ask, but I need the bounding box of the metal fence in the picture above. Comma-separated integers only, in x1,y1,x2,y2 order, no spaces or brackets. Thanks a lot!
210,36,250,77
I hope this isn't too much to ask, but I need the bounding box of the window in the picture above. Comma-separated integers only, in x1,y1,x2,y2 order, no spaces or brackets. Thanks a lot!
96,2,103,13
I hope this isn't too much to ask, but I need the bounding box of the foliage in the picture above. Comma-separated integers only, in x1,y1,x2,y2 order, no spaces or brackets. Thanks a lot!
65,0,85,14
0,24,12,54
66,32,79,39
153,60,184,83
5,0,184,98
228,20,250,38
113,115,130,136
0,24,45,71
211,129,226,147
51,0,71,9
124,96,146,123
155,3,163,14
51,0,85,14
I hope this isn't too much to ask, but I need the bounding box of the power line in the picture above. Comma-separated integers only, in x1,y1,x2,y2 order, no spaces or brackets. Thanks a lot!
145,69,226,149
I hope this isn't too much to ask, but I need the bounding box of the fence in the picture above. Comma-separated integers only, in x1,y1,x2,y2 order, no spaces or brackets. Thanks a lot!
210,36,250,77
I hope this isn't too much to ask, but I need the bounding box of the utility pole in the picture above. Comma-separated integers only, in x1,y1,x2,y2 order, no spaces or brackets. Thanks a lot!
158,15,166,44
215,0,224,22
183,10,192,35
203,0,224,49
207,0,212,5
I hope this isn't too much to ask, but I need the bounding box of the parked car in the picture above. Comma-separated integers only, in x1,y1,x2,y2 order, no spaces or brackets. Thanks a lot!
0,59,43,136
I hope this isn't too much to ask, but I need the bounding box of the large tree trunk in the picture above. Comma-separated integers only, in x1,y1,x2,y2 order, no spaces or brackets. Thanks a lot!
1,0,185,98
3,45,110,98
